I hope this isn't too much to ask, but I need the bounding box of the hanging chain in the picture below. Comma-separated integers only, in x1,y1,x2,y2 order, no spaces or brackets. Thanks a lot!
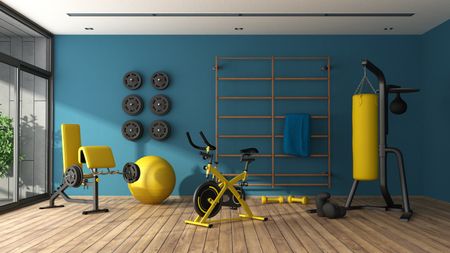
354,66,377,94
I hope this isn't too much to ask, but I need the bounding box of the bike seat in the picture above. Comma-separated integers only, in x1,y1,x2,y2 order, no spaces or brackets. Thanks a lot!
240,148,259,163
240,148,259,154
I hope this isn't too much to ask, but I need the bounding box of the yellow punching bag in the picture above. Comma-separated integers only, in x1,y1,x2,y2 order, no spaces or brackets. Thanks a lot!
352,94,379,181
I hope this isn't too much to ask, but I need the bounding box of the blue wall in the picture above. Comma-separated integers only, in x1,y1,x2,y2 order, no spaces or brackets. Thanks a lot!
54,35,424,197
421,20,450,202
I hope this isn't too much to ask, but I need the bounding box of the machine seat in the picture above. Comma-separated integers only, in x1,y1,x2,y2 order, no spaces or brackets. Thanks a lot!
240,148,259,163
78,146,116,169
240,148,259,154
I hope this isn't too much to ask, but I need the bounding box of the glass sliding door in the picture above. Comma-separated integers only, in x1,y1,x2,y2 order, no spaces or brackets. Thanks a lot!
19,71,48,199
0,3,53,211
0,62,17,206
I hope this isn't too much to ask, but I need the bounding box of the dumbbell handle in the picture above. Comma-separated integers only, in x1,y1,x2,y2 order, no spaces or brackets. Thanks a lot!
261,196,284,204
287,195,308,204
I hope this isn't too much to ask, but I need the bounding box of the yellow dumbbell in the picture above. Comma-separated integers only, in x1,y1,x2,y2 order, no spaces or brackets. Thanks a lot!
287,195,308,204
261,196,284,204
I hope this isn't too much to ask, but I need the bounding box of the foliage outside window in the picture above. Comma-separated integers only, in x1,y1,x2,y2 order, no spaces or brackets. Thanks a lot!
0,111,14,178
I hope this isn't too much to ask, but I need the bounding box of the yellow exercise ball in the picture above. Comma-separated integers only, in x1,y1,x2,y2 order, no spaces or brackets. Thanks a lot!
128,156,176,204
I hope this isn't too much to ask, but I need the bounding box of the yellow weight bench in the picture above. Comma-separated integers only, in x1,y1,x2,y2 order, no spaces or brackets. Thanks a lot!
41,124,117,214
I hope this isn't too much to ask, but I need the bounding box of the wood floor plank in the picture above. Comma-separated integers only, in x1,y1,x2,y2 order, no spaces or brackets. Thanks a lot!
354,212,428,253
248,199,280,253
353,198,450,251
217,207,232,253
306,209,378,253
187,223,208,253
0,196,80,225
364,209,450,252
0,196,449,253
6,199,132,253
231,212,248,253
0,198,120,252
407,201,450,228
262,203,307,253
173,208,199,253
240,202,263,253
113,199,176,253
351,198,450,250
281,203,337,253
346,215,412,253
0,196,115,235
143,200,191,253
0,197,95,240
202,211,221,253
275,202,323,253
127,199,181,253
25,198,130,253
82,203,155,252
158,198,195,253
415,196,450,213
96,202,160,252
288,202,352,253
0,199,66,227
53,200,140,253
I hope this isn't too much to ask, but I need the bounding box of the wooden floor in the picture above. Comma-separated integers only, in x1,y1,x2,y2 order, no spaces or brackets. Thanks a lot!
0,196,449,253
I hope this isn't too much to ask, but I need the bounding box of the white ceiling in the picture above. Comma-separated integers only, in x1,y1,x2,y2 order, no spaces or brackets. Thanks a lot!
3,0,450,35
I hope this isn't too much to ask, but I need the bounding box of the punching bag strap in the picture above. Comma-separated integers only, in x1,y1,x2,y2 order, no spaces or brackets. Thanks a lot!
354,66,376,95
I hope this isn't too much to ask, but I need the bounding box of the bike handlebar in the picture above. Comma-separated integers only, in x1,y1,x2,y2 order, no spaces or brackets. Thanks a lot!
199,131,216,150
186,131,216,151
186,132,205,150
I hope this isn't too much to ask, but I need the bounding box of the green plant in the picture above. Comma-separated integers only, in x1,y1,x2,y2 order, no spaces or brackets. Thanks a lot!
0,111,14,178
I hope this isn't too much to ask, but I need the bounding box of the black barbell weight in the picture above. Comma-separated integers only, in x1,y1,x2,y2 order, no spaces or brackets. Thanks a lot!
122,95,144,115
122,120,144,141
150,94,171,115
151,72,170,90
123,71,142,90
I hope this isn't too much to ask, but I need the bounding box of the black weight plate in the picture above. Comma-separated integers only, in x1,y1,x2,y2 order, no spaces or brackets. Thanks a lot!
64,165,83,188
151,72,169,90
122,120,144,141
149,120,171,140
122,162,140,183
122,95,144,115
232,187,245,205
123,71,142,90
150,94,171,115
193,181,222,218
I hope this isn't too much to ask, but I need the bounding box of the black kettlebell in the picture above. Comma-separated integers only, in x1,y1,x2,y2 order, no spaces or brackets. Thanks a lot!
390,93,407,114
315,192,347,219
315,192,331,217
322,202,347,219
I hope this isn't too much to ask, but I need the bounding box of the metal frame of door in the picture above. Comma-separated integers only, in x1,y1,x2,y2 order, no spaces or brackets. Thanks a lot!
0,2,53,214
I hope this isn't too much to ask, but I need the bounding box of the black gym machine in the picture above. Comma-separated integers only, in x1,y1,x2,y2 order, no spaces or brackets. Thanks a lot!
40,163,140,215
345,59,419,221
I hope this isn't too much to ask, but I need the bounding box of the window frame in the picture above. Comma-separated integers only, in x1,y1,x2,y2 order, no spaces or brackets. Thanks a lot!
0,2,54,214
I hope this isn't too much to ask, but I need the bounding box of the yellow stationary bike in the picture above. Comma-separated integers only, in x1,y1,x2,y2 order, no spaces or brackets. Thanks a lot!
185,131,267,228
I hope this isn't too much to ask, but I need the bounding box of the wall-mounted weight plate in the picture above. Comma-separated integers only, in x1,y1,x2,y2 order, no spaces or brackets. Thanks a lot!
151,72,169,90
64,165,83,188
149,120,171,140
122,95,144,115
122,162,140,184
150,94,171,115
122,120,144,141
123,71,142,90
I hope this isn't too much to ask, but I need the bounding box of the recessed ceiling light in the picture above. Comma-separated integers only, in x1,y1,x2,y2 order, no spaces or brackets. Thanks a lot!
84,27,94,30
234,27,244,31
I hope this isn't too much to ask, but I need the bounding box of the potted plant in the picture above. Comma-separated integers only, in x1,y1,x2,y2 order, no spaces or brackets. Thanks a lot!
0,111,14,178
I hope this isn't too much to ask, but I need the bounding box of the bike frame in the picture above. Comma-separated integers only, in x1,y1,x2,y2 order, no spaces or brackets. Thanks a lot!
184,139,267,228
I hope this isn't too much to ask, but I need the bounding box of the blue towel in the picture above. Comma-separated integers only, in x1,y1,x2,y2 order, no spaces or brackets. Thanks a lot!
283,113,311,157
